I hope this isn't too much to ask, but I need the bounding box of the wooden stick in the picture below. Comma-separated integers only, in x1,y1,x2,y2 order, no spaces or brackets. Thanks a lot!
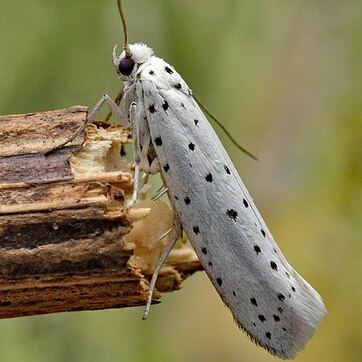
0,106,202,319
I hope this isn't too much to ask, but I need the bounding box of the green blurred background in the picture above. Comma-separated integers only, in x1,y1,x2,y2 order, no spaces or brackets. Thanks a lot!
0,1,361,361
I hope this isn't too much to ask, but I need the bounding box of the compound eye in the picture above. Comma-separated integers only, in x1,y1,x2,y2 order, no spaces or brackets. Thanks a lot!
118,57,135,76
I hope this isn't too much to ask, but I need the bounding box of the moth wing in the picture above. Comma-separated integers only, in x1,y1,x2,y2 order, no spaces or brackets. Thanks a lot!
135,57,325,359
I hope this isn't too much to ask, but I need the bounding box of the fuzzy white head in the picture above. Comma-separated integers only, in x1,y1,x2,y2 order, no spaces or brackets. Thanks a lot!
112,43,154,80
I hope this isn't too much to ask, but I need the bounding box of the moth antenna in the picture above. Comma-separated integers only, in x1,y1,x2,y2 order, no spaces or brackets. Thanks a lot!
193,95,259,161
117,0,130,56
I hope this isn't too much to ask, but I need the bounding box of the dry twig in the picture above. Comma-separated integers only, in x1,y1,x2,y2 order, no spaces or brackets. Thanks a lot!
0,106,202,319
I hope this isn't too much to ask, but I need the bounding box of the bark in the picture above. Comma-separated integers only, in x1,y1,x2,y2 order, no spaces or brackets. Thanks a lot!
0,106,202,319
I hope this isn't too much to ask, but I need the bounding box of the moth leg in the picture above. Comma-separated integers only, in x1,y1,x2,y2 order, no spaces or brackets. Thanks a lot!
143,209,182,320
138,173,151,200
105,88,124,121
158,227,172,242
152,186,168,201
126,102,141,209
46,93,128,154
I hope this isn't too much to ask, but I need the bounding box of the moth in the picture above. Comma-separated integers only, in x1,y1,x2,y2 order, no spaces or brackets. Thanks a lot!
63,1,326,359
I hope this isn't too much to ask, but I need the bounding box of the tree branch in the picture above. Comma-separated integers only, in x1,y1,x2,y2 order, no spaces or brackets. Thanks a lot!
0,106,202,319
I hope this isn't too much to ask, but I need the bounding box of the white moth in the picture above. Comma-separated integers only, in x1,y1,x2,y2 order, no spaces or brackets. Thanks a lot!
65,2,326,359
112,43,325,359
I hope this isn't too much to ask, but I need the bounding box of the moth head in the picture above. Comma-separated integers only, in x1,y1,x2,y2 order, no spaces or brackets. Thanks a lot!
113,43,154,80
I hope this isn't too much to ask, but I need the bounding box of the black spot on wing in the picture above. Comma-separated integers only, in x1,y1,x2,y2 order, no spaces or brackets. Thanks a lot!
224,165,231,174
174,83,182,90
273,315,280,322
201,247,207,255
254,245,261,254
162,101,169,111
188,142,195,151
243,198,249,208
250,297,258,307
149,104,156,113
277,293,285,302
226,209,238,221
154,137,162,146
165,66,173,74
163,164,170,173
261,229,266,237
194,119,199,126
205,173,213,182
216,277,222,287
266,332,272,340
193,226,200,235
270,261,278,271
149,70,155,75
258,315,266,322
184,196,191,205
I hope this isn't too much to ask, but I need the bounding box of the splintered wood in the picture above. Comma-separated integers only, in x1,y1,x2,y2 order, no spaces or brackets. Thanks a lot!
0,106,202,319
